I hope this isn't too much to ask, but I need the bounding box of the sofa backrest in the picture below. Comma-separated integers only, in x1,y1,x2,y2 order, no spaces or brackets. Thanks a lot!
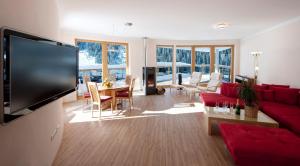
262,83,290,89
220,83,240,98
298,91,300,107
272,87,299,105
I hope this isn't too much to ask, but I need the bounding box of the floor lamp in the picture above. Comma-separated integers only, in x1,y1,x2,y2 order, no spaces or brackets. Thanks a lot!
250,51,262,84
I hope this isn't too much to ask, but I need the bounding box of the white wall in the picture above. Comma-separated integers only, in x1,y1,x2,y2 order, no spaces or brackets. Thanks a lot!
240,18,300,88
0,0,64,165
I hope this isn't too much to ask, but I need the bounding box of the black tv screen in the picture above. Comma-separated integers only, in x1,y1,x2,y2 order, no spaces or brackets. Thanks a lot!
7,35,77,114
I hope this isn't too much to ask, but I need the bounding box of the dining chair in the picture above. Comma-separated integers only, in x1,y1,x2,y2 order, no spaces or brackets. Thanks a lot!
87,82,113,118
125,75,132,85
116,78,135,111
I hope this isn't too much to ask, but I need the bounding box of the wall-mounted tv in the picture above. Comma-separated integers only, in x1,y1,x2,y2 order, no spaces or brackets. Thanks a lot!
0,28,78,123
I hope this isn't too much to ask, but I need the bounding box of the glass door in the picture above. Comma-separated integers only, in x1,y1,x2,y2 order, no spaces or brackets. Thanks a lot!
156,46,173,85
107,43,127,82
215,47,232,82
195,47,211,82
176,47,192,83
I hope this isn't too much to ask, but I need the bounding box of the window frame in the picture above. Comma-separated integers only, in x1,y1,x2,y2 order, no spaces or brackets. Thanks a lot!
75,38,129,83
155,44,234,84
156,45,174,85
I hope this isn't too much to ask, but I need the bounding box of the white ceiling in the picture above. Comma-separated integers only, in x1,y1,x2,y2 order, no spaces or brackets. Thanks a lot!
58,0,300,40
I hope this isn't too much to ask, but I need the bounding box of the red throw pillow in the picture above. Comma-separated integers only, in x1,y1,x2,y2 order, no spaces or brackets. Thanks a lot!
273,87,299,105
263,90,274,101
228,85,239,98
221,83,239,98
220,83,229,96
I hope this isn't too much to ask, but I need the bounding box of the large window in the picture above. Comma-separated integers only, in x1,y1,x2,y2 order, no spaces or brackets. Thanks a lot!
156,45,234,85
215,47,232,82
195,47,210,82
107,44,127,81
156,46,173,85
76,39,128,89
176,47,192,83
77,41,102,83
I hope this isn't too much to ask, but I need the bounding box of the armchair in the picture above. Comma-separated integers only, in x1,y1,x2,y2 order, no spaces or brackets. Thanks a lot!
198,73,222,92
182,72,202,88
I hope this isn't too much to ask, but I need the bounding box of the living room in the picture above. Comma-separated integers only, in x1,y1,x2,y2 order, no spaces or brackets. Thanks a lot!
0,0,300,166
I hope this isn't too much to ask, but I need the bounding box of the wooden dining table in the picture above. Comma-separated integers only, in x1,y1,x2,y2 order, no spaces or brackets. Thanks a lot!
97,83,129,110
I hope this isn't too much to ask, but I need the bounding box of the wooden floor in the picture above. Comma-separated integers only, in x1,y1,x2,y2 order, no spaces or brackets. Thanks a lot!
53,91,234,166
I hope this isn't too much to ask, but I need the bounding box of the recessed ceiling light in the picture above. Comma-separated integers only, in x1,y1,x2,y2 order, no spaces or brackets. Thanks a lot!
214,22,230,30
125,22,133,27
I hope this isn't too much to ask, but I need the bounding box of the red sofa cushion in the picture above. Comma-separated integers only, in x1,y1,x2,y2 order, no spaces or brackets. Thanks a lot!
220,123,300,166
255,85,268,102
261,102,300,121
279,116,300,136
272,87,299,105
200,93,244,108
255,89,264,102
263,90,274,101
220,83,239,98
260,101,300,136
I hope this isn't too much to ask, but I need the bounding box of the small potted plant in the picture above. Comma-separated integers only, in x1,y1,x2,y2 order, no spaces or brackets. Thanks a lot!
239,80,258,118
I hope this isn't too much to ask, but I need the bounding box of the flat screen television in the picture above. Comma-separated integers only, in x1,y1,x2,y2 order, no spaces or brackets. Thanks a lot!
0,28,78,123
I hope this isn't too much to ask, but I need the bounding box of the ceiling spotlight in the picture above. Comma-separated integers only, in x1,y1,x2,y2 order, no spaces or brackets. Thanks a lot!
125,22,133,27
214,22,230,30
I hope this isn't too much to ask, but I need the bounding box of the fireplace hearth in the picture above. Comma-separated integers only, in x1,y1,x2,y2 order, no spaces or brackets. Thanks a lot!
143,67,156,95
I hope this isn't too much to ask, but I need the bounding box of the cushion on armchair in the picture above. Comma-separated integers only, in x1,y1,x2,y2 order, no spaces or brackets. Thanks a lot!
190,72,202,85
206,79,220,91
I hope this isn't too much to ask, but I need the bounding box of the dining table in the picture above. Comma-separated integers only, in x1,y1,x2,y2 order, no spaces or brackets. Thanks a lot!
97,82,129,110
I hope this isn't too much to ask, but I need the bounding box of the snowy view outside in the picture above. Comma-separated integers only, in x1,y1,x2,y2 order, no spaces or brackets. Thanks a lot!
156,46,232,84
108,44,126,81
195,47,210,82
156,46,173,85
215,47,232,82
176,47,192,83
77,41,127,83
77,42,102,83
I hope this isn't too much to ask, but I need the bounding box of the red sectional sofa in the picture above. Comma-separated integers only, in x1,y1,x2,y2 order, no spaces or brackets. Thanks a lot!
201,82,300,135
256,84,300,135
220,123,300,166
202,83,300,166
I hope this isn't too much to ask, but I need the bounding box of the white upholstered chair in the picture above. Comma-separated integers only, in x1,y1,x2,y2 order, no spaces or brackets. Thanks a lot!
182,72,202,88
198,72,222,92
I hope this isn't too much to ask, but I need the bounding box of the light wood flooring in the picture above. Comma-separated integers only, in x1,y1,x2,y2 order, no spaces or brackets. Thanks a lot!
53,91,234,166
